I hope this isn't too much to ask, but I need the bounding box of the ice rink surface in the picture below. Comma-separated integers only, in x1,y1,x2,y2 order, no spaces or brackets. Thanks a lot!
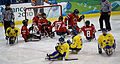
0,15,120,64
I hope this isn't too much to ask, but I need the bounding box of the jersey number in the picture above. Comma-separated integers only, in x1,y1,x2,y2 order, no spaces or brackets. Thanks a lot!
87,31,90,37
55,24,61,30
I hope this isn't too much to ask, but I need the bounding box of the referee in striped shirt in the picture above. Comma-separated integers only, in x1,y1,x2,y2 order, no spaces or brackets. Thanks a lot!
1,3,15,34
98,0,112,31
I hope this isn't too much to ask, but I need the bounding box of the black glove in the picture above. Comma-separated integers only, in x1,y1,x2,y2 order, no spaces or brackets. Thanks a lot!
67,40,71,45
98,48,102,54
55,46,58,51
80,15,85,19
6,36,9,40
112,43,116,49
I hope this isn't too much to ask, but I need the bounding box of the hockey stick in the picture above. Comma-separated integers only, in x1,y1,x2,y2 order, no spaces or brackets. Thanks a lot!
65,58,78,61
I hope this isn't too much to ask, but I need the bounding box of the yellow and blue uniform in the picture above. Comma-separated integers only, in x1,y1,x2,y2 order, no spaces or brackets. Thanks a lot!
6,27,20,40
98,33,115,49
48,42,69,60
70,35,83,49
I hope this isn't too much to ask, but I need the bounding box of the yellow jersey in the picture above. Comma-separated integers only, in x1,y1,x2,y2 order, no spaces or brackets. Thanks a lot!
98,33,115,49
6,27,20,37
70,35,83,49
57,42,69,59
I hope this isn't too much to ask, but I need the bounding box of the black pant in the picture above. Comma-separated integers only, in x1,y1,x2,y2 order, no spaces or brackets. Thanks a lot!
4,21,12,33
99,12,111,30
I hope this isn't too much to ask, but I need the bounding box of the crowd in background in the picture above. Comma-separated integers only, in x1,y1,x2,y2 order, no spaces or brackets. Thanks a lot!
0,0,31,5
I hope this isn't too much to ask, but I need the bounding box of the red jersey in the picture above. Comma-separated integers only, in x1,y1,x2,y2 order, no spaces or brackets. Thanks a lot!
52,21,67,32
32,16,39,26
38,18,48,32
65,13,82,28
21,26,30,39
48,25,52,32
81,25,96,38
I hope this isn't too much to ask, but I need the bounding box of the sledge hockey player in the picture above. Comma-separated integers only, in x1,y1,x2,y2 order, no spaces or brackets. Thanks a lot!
64,9,85,29
32,13,41,26
52,16,70,37
29,13,41,35
6,22,20,45
46,37,69,60
47,21,55,38
38,13,50,37
98,28,116,56
21,19,41,42
67,31,83,54
80,20,96,41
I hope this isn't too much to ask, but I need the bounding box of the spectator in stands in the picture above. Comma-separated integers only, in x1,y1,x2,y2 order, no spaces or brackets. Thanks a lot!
0,0,11,5
16,0,29,3
1,3,15,34
31,0,51,16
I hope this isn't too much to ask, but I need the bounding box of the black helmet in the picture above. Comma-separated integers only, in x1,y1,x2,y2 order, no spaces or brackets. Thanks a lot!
22,19,28,25
59,16,63,21
10,22,15,25
5,3,10,6
85,20,90,27
59,37,64,42
73,9,79,14
48,21,51,26
41,13,46,17
85,20,90,24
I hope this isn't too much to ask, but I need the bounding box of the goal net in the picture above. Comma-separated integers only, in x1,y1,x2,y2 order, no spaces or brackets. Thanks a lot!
25,5,62,22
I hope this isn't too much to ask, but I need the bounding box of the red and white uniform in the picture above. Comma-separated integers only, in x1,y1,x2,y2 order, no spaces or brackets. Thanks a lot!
32,16,39,26
21,26,30,39
65,13,82,28
81,25,96,38
52,21,67,32
38,18,48,33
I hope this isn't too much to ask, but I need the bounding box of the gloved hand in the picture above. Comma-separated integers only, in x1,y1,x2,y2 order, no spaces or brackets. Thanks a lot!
98,48,102,54
80,15,85,19
67,40,71,45
55,46,58,51
14,30,18,33
6,36,9,40
112,43,116,49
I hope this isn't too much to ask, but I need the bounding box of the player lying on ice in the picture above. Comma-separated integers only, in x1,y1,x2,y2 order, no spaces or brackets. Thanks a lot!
80,20,96,41
52,16,71,37
98,28,116,56
21,19,41,42
6,22,20,45
46,37,69,60
67,31,83,54
64,9,85,29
